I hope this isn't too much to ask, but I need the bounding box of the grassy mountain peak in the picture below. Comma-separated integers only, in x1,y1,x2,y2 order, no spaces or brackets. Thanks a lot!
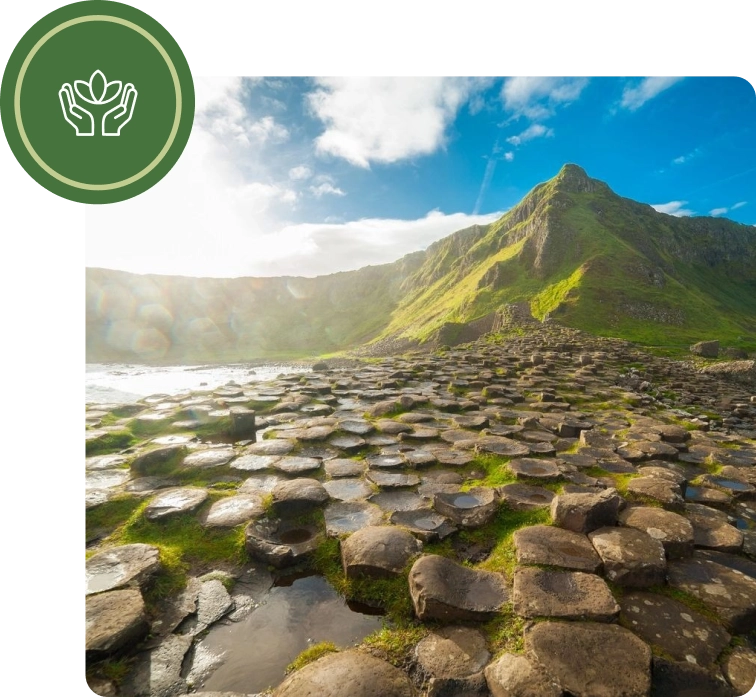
86,165,756,362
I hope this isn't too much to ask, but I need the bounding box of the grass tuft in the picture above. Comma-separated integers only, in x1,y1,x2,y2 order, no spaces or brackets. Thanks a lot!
286,642,339,673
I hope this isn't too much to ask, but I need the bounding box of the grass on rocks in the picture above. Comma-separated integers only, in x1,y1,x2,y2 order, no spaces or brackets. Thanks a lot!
86,495,143,539
286,642,339,673
86,429,136,456
107,496,247,602
361,625,428,667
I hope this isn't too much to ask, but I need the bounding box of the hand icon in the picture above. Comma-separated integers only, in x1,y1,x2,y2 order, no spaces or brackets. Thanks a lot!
59,83,95,136
102,83,137,137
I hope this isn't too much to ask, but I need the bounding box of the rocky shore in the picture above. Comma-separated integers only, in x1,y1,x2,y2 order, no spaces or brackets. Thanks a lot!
85,323,756,697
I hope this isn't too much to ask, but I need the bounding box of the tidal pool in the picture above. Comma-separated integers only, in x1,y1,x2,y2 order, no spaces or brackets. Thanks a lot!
190,573,384,693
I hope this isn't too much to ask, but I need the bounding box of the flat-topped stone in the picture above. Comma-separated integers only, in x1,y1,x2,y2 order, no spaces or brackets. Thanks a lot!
514,525,602,572
508,458,562,482
526,621,651,697
341,525,421,579
627,476,685,510
238,473,286,495
685,503,744,553
650,658,734,697
272,456,322,474
201,494,264,527
409,554,508,622
667,557,756,632
86,543,161,595
370,490,427,512
271,478,329,515
433,487,499,528
86,589,147,652
324,501,384,536
415,626,489,693
498,483,555,511
144,487,208,521
325,458,365,478
390,509,456,542
454,436,530,457
323,478,373,502
513,567,619,621
589,526,666,587
551,488,622,533
722,646,756,696
619,505,695,559
619,591,731,667
181,448,236,469
230,453,280,472
367,471,421,489
246,439,295,456
130,445,186,475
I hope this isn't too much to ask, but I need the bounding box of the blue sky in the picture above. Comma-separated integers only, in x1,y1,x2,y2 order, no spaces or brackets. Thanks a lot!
87,76,755,277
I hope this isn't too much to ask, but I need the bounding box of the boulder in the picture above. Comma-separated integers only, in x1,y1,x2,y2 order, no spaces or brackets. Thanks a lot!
86,543,161,595
498,483,555,511
691,340,720,358
201,494,264,527
485,653,562,697
271,478,329,515
245,519,322,568
619,505,695,558
144,487,208,521
415,627,489,696
130,445,185,475
589,526,666,587
685,503,743,553
341,526,421,579
409,554,508,622
86,589,147,652
273,650,415,697
324,501,384,536
722,646,756,696
550,488,622,533
120,633,193,697
433,487,499,528
181,447,236,469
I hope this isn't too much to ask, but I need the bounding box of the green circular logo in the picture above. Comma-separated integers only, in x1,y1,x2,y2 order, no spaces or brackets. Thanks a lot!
1,1,194,204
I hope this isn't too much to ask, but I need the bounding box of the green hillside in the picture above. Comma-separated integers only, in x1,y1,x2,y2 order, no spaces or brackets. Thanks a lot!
86,164,756,362
379,164,756,351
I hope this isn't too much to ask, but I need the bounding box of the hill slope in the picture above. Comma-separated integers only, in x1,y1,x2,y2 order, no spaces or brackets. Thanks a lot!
382,164,756,349
86,165,756,362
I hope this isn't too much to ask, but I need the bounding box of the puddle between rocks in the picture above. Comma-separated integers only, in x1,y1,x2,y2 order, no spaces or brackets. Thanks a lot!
189,573,384,693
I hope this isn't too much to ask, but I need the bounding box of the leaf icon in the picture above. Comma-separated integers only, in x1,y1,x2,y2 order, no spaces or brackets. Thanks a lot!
74,79,94,104
101,80,123,104
90,70,106,102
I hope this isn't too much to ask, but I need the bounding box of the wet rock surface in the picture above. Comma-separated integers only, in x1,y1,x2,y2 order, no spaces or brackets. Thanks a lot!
84,323,756,695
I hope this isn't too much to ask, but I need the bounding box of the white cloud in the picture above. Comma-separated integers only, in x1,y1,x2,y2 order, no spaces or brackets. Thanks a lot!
196,78,288,146
501,77,589,119
253,210,504,277
620,77,684,111
308,77,490,167
289,165,313,181
709,207,729,217
732,201,747,210
309,182,345,198
506,123,554,146
651,200,695,217
88,78,300,278
504,151,514,162
672,147,702,165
